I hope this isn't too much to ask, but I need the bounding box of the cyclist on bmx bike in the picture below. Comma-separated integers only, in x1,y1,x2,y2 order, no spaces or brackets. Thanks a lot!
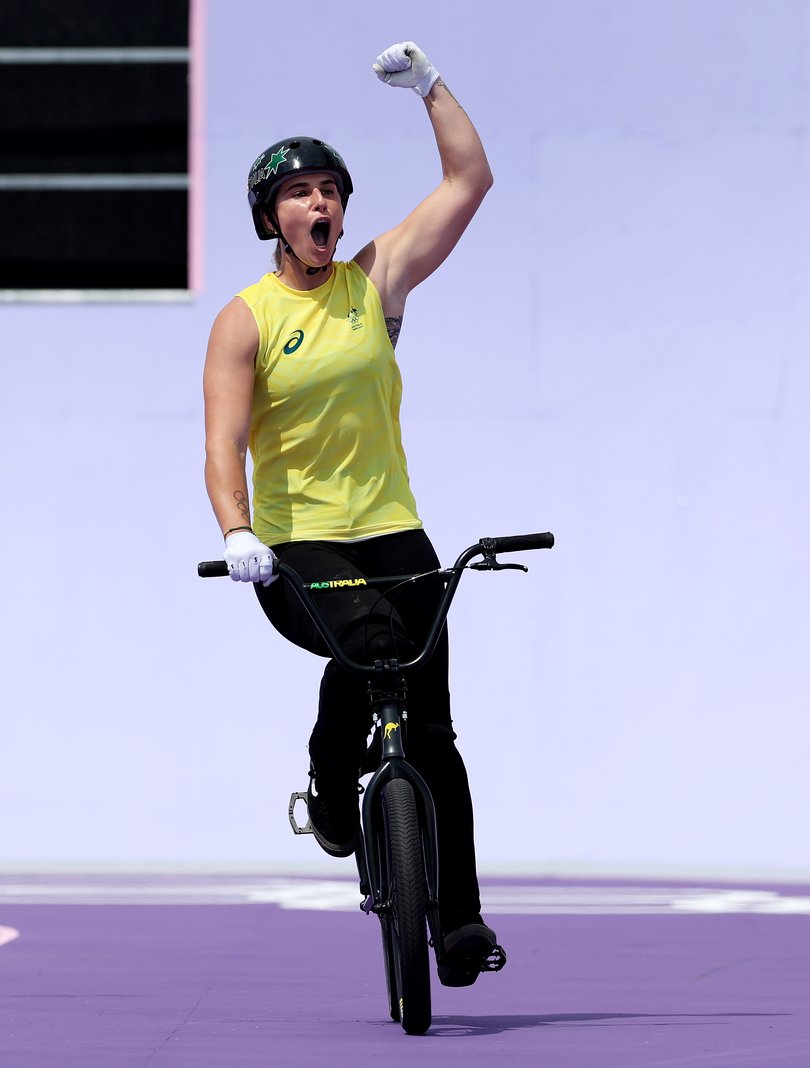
203,41,498,989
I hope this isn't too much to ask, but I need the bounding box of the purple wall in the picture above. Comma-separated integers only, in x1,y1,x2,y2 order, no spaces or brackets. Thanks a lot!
2,0,807,877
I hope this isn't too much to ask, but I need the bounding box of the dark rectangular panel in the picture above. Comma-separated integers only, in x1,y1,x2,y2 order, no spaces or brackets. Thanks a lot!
0,0,188,47
0,190,188,289
0,65,188,173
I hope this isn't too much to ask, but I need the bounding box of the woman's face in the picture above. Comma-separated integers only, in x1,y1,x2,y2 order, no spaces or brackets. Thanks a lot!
270,171,345,268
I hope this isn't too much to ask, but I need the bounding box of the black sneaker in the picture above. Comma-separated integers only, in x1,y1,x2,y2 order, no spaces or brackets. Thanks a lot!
306,763,360,859
437,922,500,987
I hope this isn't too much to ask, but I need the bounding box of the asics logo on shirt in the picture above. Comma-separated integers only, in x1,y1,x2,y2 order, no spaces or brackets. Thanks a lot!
283,330,305,354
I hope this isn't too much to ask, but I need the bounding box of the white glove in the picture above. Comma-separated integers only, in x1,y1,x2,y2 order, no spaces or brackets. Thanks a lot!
372,42,440,98
224,530,277,586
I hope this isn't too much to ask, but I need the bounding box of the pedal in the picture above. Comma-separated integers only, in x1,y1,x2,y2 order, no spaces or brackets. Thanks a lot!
288,791,313,835
480,943,507,972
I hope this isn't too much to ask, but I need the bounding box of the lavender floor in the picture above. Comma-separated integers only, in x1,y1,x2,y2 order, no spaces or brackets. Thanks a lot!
1,875,809,1067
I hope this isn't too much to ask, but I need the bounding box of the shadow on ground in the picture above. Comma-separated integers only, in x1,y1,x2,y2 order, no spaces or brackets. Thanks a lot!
426,1012,788,1038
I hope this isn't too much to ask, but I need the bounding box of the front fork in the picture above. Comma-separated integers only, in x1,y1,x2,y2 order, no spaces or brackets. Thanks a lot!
355,695,445,961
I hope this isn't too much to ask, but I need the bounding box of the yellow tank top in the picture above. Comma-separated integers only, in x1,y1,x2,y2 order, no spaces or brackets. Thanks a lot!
239,261,422,546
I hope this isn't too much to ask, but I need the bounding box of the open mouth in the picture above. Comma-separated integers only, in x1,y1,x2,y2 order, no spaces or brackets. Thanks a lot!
311,219,330,249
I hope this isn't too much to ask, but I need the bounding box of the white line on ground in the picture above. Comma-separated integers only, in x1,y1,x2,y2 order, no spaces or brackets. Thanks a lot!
0,926,20,947
1,879,809,914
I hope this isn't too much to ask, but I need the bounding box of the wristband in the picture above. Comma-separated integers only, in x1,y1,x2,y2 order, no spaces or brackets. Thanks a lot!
224,525,253,538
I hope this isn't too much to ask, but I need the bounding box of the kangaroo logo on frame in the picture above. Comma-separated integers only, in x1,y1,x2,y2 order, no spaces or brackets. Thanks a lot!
383,723,400,741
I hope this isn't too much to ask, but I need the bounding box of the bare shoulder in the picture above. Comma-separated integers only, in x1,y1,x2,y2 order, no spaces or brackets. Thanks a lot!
206,297,259,367
211,295,258,341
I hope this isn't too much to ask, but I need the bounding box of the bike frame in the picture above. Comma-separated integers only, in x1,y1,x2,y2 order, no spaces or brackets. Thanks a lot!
198,532,554,964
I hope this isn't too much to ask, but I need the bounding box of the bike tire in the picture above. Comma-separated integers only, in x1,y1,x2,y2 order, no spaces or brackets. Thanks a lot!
382,777,431,1035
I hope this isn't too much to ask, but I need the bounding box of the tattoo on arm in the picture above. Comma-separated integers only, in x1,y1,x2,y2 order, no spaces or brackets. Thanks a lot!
435,78,463,108
385,316,403,349
233,490,251,525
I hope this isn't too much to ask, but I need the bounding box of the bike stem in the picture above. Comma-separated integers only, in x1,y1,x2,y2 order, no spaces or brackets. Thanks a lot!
370,672,407,760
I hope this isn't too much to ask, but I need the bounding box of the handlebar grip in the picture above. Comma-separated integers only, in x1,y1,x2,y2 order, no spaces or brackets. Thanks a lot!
197,560,229,577
485,532,555,553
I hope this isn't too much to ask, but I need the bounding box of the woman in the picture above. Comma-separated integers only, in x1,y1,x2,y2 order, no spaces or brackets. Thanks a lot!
203,42,496,987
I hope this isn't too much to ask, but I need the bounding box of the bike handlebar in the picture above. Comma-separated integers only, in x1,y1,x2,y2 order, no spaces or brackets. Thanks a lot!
197,532,554,580
198,559,231,578
482,531,555,553
197,532,554,676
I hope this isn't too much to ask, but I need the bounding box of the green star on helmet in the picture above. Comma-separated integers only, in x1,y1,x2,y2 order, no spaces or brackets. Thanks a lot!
265,147,290,176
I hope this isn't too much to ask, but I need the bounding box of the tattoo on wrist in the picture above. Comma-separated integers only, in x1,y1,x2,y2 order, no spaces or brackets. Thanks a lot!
385,316,403,349
233,490,251,525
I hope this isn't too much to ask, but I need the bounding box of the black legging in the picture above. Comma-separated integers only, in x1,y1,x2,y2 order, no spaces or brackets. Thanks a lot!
254,528,482,927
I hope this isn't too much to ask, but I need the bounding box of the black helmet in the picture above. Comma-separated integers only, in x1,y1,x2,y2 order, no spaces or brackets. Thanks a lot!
247,136,353,241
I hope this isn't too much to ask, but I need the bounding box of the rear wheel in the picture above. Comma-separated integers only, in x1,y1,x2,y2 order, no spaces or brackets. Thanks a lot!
382,777,431,1035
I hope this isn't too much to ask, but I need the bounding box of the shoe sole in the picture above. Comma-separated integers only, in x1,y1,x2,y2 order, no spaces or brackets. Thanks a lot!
310,827,358,859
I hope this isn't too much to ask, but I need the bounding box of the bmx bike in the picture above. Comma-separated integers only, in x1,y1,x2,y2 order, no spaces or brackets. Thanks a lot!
199,530,554,1034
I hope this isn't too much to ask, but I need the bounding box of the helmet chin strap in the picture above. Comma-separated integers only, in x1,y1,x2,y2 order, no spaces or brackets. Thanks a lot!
272,216,342,275
280,236,332,274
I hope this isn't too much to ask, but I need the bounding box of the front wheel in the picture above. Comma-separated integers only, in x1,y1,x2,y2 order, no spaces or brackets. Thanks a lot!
382,777,431,1035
